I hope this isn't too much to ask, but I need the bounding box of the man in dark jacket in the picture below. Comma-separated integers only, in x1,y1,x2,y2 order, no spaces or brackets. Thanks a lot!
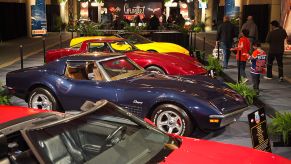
265,20,287,82
241,16,258,52
148,14,160,30
216,16,236,69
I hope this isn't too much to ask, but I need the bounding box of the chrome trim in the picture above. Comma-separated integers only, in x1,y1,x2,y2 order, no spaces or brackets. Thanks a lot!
209,106,249,119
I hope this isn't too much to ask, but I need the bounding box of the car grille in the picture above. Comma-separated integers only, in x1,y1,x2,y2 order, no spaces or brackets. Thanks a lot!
210,97,247,114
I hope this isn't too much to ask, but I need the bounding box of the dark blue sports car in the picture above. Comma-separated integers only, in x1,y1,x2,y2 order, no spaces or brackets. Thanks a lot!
6,53,248,136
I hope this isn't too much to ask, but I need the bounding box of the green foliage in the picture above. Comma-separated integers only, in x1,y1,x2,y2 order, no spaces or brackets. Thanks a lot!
226,80,257,105
77,22,104,36
192,22,205,33
231,16,240,26
167,24,188,34
78,0,103,2
268,112,291,144
0,84,11,105
205,55,223,74
163,0,172,3
193,26,202,33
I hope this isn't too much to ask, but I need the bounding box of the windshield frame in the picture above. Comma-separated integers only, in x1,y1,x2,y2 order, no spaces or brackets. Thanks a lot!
97,56,145,81
107,40,139,52
118,33,153,44
20,100,172,164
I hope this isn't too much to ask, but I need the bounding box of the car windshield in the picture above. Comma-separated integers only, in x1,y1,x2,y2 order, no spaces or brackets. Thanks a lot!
108,41,139,52
119,33,153,44
25,101,178,164
99,57,144,81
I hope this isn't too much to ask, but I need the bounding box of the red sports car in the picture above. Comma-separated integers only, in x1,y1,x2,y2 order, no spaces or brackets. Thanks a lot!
0,100,290,164
46,38,207,75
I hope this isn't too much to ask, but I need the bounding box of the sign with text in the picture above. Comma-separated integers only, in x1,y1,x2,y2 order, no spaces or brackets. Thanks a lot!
31,0,47,36
248,108,272,152
105,0,162,21
225,0,240,17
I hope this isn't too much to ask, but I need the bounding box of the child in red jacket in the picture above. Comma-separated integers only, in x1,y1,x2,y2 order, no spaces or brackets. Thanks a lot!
250,41,267,95
232,29,251,82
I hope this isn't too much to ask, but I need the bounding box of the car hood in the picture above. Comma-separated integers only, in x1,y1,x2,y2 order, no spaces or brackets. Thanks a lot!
124,73,245,113
135,42,189,55
162,136,290,164
126,51,206,75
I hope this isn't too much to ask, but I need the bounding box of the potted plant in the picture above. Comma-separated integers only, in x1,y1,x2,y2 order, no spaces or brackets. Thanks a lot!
268,112,291,147
226,80,257,105
0,84,11,105
205,55,223,77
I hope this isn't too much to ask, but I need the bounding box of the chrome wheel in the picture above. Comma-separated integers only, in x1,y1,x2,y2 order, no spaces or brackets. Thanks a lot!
31,93,52,110
156,111,183,134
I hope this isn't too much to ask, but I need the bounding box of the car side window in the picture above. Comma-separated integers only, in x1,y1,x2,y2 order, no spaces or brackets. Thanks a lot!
88,43,110,53
65,61,105,81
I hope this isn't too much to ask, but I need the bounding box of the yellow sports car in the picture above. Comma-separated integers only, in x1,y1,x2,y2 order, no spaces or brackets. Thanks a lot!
116,33,190,55
70,34,189,56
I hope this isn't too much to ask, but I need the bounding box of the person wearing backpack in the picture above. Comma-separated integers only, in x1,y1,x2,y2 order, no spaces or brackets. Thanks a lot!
249,41,267,95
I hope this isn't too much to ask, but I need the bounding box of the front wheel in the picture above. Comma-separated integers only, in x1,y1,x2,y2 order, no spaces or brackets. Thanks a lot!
28,88,59,111
151,104,193,136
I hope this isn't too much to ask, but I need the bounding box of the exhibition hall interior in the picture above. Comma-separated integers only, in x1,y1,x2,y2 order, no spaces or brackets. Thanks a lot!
0,0,291,163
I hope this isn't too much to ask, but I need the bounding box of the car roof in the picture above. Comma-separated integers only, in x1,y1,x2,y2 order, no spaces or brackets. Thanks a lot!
70,36,122,46
61,52,125,61
0,105,48,124
82,37,125,43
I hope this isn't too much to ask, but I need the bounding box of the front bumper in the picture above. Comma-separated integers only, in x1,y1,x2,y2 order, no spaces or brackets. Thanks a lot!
209,106,249,127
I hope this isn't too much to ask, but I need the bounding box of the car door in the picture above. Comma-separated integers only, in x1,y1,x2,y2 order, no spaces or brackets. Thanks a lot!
57,60,118,111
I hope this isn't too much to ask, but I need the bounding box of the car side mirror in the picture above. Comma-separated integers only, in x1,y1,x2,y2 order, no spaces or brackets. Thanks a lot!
144,118,156,127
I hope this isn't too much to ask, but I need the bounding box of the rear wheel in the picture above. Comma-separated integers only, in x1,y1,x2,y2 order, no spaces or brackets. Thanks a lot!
28,88,59,111
146,66,166,74
151,104,193,136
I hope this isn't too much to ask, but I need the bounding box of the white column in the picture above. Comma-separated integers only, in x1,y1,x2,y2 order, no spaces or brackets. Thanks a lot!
60,0,68,24
97,2,104,23
26,0,36,37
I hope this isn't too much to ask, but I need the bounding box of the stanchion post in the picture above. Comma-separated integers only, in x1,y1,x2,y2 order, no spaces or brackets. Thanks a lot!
71,31,74,39
194,32,196,52
217,41,220,60
20,45,23,69
238,50,242,82
188,31,192,54
59,33,62,48
43,37,46,63
203,36,206,51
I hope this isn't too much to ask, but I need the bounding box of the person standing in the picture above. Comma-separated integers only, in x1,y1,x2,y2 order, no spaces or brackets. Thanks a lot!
265,20,288,82
241,16,258,52
231,29,251,82
216,16,236,69
249,41,267,95
148,14,160,30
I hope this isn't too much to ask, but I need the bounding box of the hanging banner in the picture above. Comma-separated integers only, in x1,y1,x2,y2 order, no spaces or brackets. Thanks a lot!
225,0,240,17
105,0,162,21
281,0,291,52
80,2,89,19
31,0,47,36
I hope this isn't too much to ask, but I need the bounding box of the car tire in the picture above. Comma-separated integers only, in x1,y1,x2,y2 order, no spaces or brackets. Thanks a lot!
151,104,193,136
146,66,166,74
28,88,60,111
